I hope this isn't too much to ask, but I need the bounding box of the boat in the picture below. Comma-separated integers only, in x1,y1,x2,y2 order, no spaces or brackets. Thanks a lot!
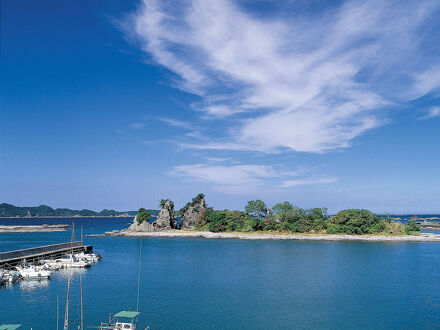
97,311,142,330
58,254,91,268
16,265,51,279
41,259,65,270
74,252,101,263
2,270,20,283
0,325,22,330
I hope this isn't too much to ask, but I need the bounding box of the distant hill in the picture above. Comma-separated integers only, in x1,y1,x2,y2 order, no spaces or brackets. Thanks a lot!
0,203,159,218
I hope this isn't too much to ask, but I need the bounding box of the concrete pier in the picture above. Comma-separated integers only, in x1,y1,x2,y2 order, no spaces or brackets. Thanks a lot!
0,242,92,269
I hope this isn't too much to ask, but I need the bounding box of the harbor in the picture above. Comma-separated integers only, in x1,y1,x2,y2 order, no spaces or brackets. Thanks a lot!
0,241,101,287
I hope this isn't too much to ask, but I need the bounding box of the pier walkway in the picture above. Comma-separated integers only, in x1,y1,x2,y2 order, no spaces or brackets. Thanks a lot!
0,242,92,269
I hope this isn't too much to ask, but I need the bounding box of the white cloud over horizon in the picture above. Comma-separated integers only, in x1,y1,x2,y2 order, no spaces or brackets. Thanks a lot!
169,162,336,194
125,0,440,154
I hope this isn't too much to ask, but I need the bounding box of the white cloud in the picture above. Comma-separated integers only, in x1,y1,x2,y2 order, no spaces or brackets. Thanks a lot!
413,66,440,99
282,177,338,187
157,117,193,130
125,0,440,153
169,163,279,186
131,122,144,128
204,157,233,163
418,107,440,120
169,162,333,194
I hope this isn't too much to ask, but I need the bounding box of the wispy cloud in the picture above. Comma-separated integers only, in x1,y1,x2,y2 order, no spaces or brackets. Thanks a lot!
418,106,440,120
131,122,145,128
125,0,440,153
282,177,338,187
169,162,334,194
157,117,193,130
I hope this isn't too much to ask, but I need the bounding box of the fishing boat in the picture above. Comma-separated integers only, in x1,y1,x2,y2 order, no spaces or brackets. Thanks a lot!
58,254,91,268
2,270,20,283
74,251,101,263
41,259,65,270
16,265,51,279
96,311,142,330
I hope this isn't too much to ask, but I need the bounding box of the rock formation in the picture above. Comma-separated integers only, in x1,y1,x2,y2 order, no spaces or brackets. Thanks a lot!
180,193,206,230
126,200,177,232
154,200,176,230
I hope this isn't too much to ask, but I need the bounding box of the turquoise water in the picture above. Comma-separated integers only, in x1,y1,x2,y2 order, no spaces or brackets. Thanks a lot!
1,218,440,329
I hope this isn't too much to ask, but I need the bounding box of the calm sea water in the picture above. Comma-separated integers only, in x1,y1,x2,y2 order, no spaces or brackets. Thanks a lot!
1,217,440,329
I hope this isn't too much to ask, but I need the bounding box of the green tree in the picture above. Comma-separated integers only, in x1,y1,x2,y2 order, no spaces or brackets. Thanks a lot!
405,219,421,234
272,202,294,215
329,209,384,234
245,200,267,219
136,208,152,225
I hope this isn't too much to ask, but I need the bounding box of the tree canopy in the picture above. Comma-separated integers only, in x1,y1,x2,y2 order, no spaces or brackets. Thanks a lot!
245,200,267,219
136,208,152,225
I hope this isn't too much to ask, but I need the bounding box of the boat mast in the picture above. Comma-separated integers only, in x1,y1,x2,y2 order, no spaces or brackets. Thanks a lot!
136,239,142,312
80,273,83,330
64,276,71,330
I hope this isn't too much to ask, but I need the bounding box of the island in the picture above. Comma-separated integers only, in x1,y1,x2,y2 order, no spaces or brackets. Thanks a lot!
0,203,158,218
0,224,69,233
110,194,440,242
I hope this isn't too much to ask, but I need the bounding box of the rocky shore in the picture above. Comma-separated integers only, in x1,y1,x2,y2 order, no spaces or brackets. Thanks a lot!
0,224,69,233
110,229,440,242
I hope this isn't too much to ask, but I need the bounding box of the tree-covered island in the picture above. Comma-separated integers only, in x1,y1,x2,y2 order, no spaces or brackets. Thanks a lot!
129,194,421,236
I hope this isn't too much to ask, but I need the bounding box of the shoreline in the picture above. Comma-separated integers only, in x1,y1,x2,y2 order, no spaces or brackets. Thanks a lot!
111,229,440,242
0,224,69,233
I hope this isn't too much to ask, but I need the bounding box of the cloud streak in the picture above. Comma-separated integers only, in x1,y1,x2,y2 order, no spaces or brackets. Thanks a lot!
418,107,440,120
169,162,335,194
126,0,440,153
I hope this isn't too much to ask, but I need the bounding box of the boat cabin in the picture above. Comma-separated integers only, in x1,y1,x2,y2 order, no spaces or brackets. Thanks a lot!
99,311,140,330
0,325,22,330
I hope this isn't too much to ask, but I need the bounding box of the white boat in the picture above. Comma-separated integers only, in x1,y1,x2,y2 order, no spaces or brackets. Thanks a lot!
41,259,65,270
16,265,51,279
0,271,5,285
58,254,91,268
97,311,143,330
74,252,101,263
3,270,20,283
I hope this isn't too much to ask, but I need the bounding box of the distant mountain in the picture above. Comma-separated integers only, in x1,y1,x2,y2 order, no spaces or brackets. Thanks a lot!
0,203,159,218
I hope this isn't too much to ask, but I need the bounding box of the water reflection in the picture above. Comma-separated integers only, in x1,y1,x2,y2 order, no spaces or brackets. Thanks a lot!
20,278,50,291
57,267,87,279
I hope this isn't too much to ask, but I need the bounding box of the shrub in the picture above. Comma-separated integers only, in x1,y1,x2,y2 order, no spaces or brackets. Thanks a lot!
136,208,151,225
405,219,421,234
329,209,382,235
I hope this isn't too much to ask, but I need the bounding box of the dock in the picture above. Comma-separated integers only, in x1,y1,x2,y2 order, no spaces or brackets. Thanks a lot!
0,242,92,270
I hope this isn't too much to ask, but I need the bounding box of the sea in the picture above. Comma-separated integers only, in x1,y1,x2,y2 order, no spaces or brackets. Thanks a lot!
1,217,440,329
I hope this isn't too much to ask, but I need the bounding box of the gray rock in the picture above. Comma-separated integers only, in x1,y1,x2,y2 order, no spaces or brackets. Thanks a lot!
127,215,155,232
180,195,206,230
126,200,177,232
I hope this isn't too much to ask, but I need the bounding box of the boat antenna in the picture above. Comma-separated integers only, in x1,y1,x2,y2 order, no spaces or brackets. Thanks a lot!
80,273,84,330
136,239,143,312
64,276,71,330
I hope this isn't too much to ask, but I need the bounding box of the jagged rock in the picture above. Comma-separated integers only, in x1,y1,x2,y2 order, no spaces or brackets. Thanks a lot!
180,194,206,230
127,214,155,232
126,200,176,232
154,200,176,230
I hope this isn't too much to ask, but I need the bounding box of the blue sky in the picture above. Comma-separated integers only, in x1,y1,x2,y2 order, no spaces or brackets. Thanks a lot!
1,0,439,213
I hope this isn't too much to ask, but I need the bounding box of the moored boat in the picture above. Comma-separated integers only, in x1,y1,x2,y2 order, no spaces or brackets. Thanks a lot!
16,265,51,279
